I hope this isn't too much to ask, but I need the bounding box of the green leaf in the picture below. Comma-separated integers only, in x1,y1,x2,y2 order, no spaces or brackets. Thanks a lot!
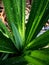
2,54,9,60
11,22,22,50
24,48,49,65
30,2,49,41
0,31,16,53
10,0,21,29
0,53,9,61
20,0,26,41
1,56,27,65
10,0,26,42
26,0,49,44
3,0,26,43
2,0,16,29
26,30,49,50
25,55,44,65
0,19,14,42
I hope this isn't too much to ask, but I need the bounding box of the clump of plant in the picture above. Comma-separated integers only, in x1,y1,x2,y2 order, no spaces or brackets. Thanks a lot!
0,0,49,65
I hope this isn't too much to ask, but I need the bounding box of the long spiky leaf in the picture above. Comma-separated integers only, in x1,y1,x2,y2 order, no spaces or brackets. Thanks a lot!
26,0,49,44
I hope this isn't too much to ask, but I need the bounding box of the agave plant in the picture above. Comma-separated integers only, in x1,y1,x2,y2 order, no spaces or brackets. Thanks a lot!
0,0,49,65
